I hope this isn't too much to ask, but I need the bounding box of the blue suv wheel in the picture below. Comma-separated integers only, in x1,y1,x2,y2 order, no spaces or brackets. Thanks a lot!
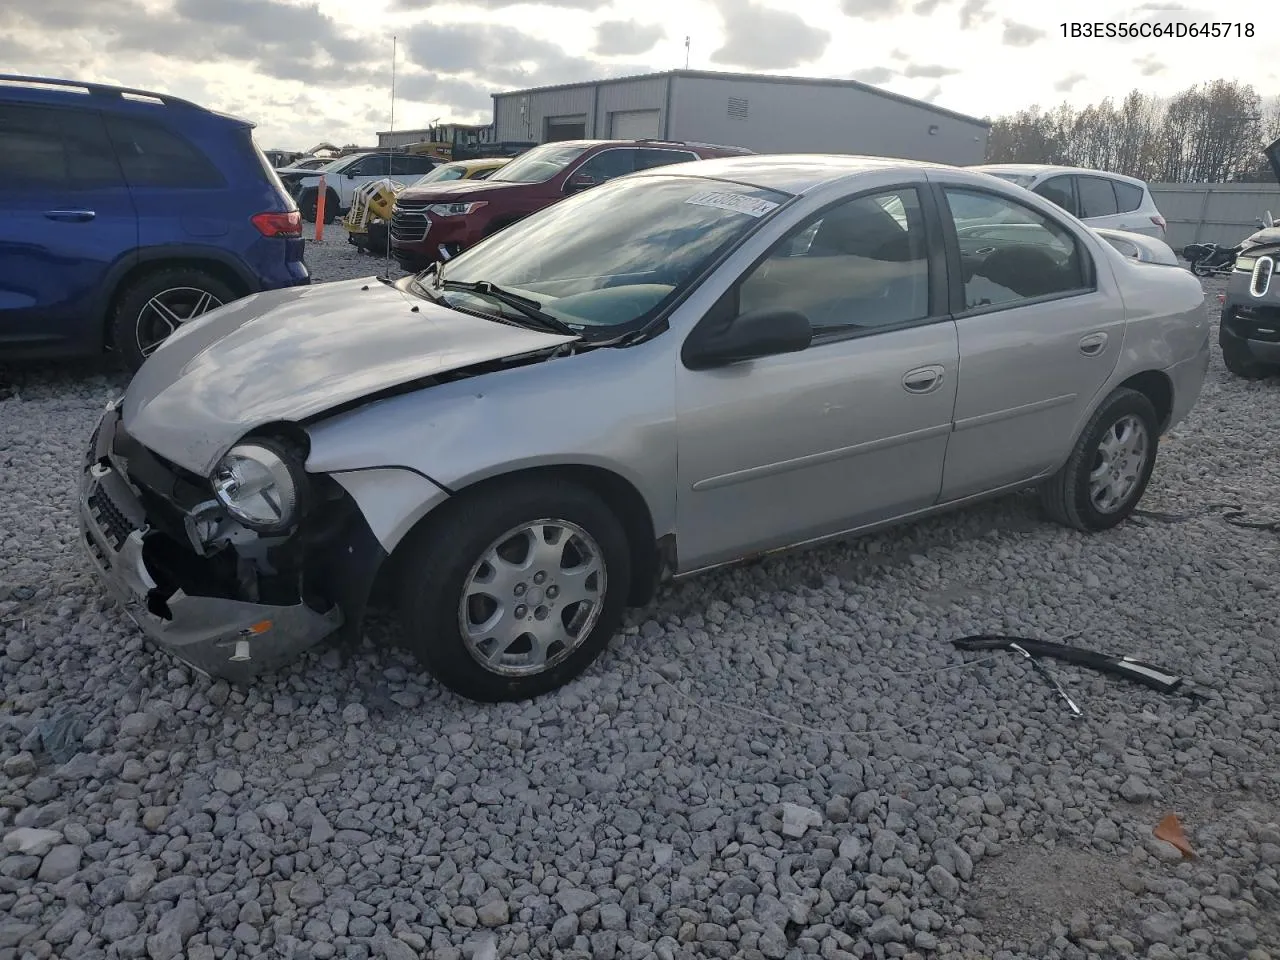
0,75,311,374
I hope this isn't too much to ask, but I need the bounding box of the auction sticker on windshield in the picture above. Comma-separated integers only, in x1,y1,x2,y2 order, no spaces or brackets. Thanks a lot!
685,192,780,218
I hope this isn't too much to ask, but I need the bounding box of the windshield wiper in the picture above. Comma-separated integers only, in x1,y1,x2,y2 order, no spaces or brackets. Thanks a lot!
440,279,577,336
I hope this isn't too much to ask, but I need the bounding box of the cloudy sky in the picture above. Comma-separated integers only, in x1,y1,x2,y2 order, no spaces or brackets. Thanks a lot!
6,0,1278,150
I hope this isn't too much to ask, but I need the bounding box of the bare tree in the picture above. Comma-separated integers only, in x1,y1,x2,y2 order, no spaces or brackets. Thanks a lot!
985,81,1274,183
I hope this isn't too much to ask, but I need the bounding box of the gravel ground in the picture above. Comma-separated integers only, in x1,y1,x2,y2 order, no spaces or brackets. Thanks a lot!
0,237,1277,960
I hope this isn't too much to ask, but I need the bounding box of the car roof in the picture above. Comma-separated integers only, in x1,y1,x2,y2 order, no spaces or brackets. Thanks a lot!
971,162,1149,187
629,153,946,194
0,74,252,127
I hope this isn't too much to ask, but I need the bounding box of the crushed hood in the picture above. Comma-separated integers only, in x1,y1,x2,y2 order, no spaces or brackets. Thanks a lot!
121,277,577,476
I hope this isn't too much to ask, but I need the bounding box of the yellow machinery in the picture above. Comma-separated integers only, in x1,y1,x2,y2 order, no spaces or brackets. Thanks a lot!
344,159,511,254
344,178,404,253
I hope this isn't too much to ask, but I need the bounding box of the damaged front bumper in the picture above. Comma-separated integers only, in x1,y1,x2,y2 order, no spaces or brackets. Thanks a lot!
78,402,346,681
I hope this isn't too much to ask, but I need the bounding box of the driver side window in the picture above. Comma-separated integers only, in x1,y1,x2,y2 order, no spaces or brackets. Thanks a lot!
736,188,931,338
942,188,1089,311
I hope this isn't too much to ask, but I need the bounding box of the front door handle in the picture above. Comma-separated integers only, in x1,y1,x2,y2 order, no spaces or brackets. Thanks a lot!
1079,332,1108,357
902,364,945,394
44,209,96,222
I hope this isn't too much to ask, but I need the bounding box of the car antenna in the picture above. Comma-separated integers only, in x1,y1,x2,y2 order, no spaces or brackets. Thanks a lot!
383,34,397,283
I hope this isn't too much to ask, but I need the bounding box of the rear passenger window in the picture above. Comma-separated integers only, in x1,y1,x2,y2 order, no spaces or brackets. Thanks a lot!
942,188,1090,310
1113,180,1144,213
1076,176,1119,217
0,105,122,188
105,115,225,189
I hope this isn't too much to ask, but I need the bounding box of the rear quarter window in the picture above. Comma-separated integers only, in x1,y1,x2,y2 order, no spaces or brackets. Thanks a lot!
1113,180,1144,213
105,115,226,189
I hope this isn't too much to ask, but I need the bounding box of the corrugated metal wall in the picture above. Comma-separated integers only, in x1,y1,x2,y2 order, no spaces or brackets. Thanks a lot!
594,76,669,137
1148,183,1280,248
493,74,989,164
494,86,595,142
667,76,987,164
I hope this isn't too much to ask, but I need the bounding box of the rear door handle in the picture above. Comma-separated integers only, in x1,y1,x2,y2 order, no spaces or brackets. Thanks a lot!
902,365,945,394
44,209,96,222
1079,332,1108,357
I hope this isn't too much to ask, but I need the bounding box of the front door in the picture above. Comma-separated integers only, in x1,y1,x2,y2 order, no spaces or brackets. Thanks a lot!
931,179,1125,501
0,103,137,352
674,186,960,572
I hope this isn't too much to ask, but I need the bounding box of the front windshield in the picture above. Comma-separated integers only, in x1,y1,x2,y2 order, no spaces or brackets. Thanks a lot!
487,142,591,183
415,163,467,185
427,175,789,333
316,155,359,174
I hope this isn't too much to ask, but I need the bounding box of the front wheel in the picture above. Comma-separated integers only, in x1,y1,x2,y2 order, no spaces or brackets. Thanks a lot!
299,187,339,224
1039,388,1159,532
395,479,632,702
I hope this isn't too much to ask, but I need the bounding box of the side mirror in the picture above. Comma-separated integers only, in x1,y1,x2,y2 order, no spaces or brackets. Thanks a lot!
564,172,597,193
684,308,812,370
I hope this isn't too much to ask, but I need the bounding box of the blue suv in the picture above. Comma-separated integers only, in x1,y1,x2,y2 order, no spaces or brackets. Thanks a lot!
0,75,309,373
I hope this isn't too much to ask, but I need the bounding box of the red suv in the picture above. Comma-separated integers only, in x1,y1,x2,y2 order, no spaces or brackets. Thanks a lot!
389,138,753,271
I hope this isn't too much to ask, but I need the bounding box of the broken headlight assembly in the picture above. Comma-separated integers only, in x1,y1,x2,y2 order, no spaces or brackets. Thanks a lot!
210,439,308,535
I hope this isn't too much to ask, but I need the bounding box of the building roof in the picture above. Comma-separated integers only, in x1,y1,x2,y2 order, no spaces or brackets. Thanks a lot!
376,123,492,137
491,68,990,129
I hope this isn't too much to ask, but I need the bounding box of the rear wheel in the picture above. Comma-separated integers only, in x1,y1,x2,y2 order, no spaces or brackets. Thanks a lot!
109,267,237,374
395,479,631,702
1039,388,1159,532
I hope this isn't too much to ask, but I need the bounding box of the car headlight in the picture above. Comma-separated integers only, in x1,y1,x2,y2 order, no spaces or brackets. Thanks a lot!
210,440,305,533
427,201,487,217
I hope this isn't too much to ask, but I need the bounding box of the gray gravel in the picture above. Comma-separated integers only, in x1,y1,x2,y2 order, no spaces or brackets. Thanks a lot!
1,239,1278,960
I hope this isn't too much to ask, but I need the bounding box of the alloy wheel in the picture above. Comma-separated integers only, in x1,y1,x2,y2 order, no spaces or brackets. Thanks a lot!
458,519,607,677
1089,414,1149,513
135,286,223,357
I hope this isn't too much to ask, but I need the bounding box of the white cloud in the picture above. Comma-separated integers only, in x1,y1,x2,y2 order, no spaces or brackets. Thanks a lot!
3,0,1276,149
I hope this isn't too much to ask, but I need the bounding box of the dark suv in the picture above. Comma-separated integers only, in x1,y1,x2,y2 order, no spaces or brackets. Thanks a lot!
389,139,754,271
1219,136,1280,379
0,75,309,373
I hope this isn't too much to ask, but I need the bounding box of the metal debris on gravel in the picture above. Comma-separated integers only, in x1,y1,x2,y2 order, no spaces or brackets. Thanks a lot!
1,240,1277,960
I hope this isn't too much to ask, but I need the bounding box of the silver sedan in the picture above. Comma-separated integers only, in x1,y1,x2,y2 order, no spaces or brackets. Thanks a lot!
78,154,1211,702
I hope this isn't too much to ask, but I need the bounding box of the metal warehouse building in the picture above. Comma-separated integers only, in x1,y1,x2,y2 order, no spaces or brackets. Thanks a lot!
492,69,991,166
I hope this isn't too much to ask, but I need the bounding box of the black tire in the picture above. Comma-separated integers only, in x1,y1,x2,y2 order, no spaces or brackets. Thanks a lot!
298,187,340,225
1039,388,1160,532
109,267,238,374
395,478,632,702
1220,343,1274,380
1190,260,1212,277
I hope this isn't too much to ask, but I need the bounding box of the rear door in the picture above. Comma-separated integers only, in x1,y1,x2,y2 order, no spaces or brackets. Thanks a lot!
931,177,1125,500
104,113,231,249
0,102,137,352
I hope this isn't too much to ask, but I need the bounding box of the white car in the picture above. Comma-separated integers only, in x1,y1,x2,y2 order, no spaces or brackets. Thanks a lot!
970,164,1167,239
280,152,438,224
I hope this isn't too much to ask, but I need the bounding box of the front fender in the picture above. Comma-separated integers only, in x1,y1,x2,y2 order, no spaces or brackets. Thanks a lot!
325,467,451,554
